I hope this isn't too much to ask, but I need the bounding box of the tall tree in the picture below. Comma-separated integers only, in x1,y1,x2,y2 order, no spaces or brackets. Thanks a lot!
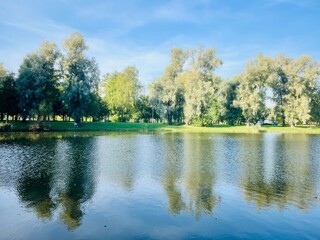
62,32,99,123
310,88,320,125
221,80,243,125
0,65,20,121
234,53,273,125
16,41,60,121
282,56,319,126
100,66,140,122
268,54,290,126
149,48,187,124
180,47,222,125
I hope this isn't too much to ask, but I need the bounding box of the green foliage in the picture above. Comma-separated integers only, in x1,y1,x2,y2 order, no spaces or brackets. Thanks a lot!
132,96,155,123
2,32,320,127
268,54,290,125
0,71,20,120
16,41,60,120
201,95,222,126
221,80,244,125
85,94,109,121
101,66,140,122
234,54,272,125
181,47,222,125
149,48,187,124
282,56,319,126
310,89,320,125
234,53,320,127
62,32,99,123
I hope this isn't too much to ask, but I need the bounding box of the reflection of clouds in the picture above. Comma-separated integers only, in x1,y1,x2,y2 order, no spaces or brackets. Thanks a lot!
263,134,278,183
1,132,320,238
95,135,138,191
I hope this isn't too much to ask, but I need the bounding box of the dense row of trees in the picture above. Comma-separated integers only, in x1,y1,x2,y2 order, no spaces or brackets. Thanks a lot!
149,50,320,127
0,32,319,126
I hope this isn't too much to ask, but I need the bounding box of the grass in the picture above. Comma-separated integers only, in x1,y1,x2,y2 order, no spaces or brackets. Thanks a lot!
2,121,320,134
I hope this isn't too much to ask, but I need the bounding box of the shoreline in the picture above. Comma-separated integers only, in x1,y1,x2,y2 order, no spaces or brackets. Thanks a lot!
1,121,320,134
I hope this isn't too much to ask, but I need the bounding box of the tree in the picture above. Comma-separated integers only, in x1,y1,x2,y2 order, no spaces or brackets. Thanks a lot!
85,94,109,121
221,80,243,125
268,54,290,126
0,66,20,121
0,63,6,78
101,66,140,122
149,48,187,124
61,32,99,123
180,47,222,125
16,41,60,121
310,88,320,125
132,95,154,123
234,53,273,126
282,56,319,126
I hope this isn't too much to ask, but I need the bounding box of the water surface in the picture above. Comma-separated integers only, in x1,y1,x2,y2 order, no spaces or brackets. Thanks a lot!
0,132,320,239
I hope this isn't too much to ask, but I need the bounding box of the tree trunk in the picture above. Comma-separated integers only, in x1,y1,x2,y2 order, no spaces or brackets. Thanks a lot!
281,111,286,126
246,119,250,127
167,111,172,125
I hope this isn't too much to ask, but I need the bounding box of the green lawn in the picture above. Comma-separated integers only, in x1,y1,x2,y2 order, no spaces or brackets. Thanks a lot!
1,121,320,134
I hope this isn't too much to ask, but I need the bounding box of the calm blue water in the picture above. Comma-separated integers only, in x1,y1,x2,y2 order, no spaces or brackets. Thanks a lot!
0,132,319,239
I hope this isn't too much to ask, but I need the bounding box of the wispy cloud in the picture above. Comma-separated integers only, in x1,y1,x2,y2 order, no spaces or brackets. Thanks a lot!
0,0,319,84
86,37,169,85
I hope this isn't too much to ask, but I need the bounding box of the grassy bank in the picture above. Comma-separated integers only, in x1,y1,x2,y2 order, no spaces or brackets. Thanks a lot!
1,121,320,134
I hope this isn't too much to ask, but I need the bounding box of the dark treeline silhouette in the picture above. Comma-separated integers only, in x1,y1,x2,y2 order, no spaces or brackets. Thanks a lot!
1,33,320,126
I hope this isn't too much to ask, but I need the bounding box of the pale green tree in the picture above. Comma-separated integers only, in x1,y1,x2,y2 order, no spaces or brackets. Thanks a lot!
101,66,140,121
282,55,319,126
180,47,222,125
234,53,273,125
0,63,6,77
149,48,187,124
62,32,99,123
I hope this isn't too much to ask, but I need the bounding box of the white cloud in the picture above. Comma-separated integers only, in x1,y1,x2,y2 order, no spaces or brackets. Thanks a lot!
86,37,169,85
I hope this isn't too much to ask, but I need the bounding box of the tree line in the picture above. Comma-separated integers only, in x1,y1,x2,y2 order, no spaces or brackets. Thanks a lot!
0,32,319,126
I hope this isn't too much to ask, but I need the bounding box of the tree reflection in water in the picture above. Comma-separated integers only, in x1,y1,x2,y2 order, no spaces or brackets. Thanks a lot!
162,136,186,214
6,132,319,233
56,137,96,230
16,137,97,230
162,134,219,219
183,134,219,219
17,140,57,220
241,134,317,210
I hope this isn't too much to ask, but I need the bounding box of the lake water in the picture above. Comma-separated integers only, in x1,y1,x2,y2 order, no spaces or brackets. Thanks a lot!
0,132,320,239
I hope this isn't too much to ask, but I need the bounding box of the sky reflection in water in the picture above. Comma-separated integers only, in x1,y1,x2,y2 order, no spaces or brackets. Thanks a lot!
0,132,319,239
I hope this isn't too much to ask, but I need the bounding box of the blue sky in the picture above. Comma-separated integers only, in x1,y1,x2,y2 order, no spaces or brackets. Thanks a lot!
0,0,319,85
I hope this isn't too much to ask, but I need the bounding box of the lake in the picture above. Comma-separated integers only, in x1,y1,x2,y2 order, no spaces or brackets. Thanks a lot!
0,132,319,239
